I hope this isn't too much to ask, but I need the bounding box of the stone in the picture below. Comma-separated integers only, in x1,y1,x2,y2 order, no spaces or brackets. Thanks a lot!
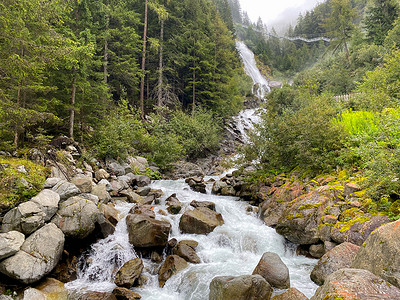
51,196,100,239
31,189,60,221
52,180,80,200
97,214,116,238
310,268,400,300
77,291,117,300
309,244,325,259
165,161,205,180
158,255,188,287
0,231,25,260
132,175,151,187
50,163,68,181
114,258,144,288
178,240,198,249
179,207,224,235
120,189,145,204
272,288,308,300
209,275,273,300
126,214,171,248
43,177,62,189
98,179,113,192
80,193,100,205
106,160,126,176
23,288,46,300
35,278,68,300
343,182,361,197
71,176,93,193
1,201,46,234
99,204,120,226
351,219,400,287
112,287,141,300
190,200,216,211
0,223,64,284
95,169,110,181
166,194,182,215
311,242,360,286
252,252,290,289
173,242,200,263
110,179,129,193
135,187,151,196
212,180,228,195
91,184,112,203
127,156,148,173
130,205,155,219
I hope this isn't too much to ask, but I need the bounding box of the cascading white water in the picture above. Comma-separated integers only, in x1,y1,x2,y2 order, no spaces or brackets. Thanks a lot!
236,41,270,99
66,178,318,299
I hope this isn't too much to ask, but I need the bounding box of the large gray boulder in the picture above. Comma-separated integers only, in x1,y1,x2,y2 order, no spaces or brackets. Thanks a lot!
43,177,62,189
106,159,125,176
311,268,400,300
91,184,111,203
126,214,171,248
52,180,80,200
351,219,400,287
1,201,46,234
0,231,25,260
179,207,224,235
51,196,100,239
209,275,273,300
31,189,60,221
0,223,64,284
310,242,360,286
71,176,93,193
252,252,290,289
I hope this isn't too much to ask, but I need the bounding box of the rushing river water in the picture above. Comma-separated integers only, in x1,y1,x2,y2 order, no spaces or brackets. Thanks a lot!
66,176,318,299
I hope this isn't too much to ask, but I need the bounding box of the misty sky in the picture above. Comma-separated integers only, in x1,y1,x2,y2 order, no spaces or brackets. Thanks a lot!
239,0,321,28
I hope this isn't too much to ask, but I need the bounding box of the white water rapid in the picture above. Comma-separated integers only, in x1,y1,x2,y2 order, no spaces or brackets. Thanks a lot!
66,178,318,299
236,41,270,99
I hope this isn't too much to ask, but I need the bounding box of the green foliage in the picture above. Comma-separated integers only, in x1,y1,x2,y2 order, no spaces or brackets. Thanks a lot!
334,109,378,136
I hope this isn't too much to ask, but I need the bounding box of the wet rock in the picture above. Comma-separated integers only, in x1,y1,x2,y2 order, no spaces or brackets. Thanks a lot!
95,169,110,181
114,258,144,288
158,255,188,287
99,204,120,226
311,242,360,286
43,177,62,189
179,207,224,234
35,277,68,300
136,187,151,196
0,223,64,284
1,201,46,234
97,214,116,238
110,179,129,193
209,274,272,300
77,291,117,300
190,200,216,211
130,205,155,219
51,196,100,239
310,268,400,300
91,184,112,203
173,242,200,263
185,177,206,194
272,288,308,300
309,244,325,259
31,189,60,221
126,214,171,248
212,180,228,195
120,189,145,204
252,252,290,289
351,219,400,287
71,176,93,193
52,180,80,200
0,231,25,260
132,175,151,187
166,194,182,214
112,287,142,300
178,240,198,249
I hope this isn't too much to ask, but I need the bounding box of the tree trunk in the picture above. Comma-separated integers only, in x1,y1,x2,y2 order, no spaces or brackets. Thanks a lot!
157,18,164,107
69,72,76,140
140,0,149,120
192,67,196,115
104,7,109,84
13,83,21,150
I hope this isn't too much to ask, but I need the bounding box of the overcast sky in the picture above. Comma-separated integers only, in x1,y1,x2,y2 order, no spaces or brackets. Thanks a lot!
239,0,322,30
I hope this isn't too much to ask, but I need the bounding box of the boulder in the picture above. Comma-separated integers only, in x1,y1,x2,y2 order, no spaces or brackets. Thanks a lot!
80,193,100,205
110,179,129,193
310,268,400,300
0,223,64,284
97,214,116,238
126,214,171,248
173,242,200,263
209,275,272,300
165,161,205,180
166,194,182,215
185,177,206,194
129,205,155,219
23,288,46,300
77,292,117,300
114,258,144,288
179,207,224,235
309,244,325,259
272,288,308,300
252,252,290,289
71,176,93,193
106,159,126,176
135,187,151,196
35,278,68,300
95,169,110,181
112,287,141,300
212,180,228,195
310,242,360,286
91,184,112,203
52,180,80,200
51,196,100,239
99,204,120,226
132,175,151,187
1,201,46,234
120,189,145,204
43,177,62,189
0,231,25,260
31,189,60,221
351,219,400,287
158,255,188,287
190,200,216,211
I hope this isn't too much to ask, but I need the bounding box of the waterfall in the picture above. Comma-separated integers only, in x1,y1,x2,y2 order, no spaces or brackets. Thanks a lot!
236,41,270,99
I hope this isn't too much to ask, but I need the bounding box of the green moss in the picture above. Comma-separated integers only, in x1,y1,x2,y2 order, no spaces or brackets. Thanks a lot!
337,215,372,232
299,203,322,210
362,242,367,247
351,190,366,198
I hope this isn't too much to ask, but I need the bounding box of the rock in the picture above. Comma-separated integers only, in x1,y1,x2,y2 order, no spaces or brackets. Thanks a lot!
272,288,308,300
132,175,151,187
1,201,46,234
173,242,200,263
330,214,390,246
95,169,110,181
52,180,80,201
178,240,198,249
179,207,224,235
126,214,171,248
0,296,13,300
97,214,116,238
130,205,155,219
99,204,120,226
0,231,25,260
310,268,400,300
80,193,100,205
343,182,361,197
71,176,93,193
50,163,68,180
120,189,145,204
43,177,62,189
110,179,129,193
77,291,117,300
185,177,206,194
0,223,64,284
310,242,360,286
51,196,100,239
23,288,46,300
91,184,112,203
309,244,325,259
252,252,290,289
158,255,188,287
114,258,144,288
209,275,273,300
212,181,228,195
106,159,126,176
35,277,68,300
190,200,216,211
112,287,141,300
136,187,151,196
351,219,400,287
166,194,182,215
165,161,205,180
31,189,60,221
